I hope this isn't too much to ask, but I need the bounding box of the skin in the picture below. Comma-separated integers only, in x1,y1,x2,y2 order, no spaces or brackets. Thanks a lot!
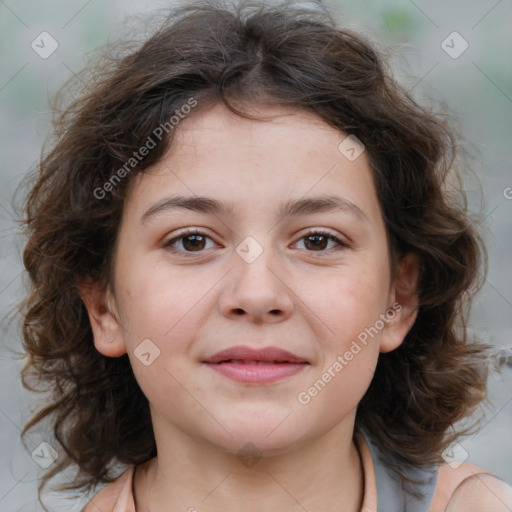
81,102,421,512
446,474,512,512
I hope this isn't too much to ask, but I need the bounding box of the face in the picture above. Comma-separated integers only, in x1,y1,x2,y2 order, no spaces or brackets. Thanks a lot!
85,102,418,457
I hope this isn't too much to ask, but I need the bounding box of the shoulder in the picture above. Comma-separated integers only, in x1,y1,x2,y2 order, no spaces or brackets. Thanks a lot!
82,466,136,512
445,473,512,512
431,462,512,512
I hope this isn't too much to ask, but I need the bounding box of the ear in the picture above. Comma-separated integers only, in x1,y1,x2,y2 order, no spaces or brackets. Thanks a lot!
79,279,127,357
379,252,420,354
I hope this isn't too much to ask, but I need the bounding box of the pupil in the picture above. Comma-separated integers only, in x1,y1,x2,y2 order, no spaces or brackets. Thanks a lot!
306,235,327,250
184,234,205,251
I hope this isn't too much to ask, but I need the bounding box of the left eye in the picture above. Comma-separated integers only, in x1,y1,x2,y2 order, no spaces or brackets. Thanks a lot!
293,231,347,252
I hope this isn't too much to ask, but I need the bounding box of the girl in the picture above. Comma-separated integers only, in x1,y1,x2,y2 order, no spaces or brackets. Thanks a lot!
19,1,512,510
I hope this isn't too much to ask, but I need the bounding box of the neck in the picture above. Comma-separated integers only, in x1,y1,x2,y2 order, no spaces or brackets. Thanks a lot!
134,414,364,512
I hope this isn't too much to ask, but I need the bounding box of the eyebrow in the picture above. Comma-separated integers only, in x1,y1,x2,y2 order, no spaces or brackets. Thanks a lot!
140,194,369,224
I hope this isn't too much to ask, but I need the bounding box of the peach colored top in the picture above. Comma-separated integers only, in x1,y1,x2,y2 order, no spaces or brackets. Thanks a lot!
82,434,491,512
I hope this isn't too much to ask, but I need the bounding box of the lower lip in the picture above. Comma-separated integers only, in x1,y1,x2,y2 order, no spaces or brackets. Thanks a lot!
204,362,308,383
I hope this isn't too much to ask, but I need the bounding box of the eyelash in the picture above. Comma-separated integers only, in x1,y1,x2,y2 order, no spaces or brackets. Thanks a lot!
163,228,350,256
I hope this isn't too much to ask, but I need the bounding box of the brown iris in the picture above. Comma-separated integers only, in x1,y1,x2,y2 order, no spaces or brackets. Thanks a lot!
182,234,206,251
303,234,329,251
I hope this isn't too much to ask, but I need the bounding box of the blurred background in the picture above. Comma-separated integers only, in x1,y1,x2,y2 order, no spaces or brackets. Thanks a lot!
0,0,511,510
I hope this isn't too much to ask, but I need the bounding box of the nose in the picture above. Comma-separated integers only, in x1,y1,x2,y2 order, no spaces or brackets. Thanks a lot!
217,241,294,324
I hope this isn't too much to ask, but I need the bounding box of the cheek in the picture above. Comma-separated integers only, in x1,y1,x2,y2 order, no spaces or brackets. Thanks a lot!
115,272,203,411
294,320,380,442
303,262,391,350
298,349,378,430
115,260,205,344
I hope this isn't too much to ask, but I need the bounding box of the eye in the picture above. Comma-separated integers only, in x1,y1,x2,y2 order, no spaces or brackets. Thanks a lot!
164,228,218,254
163,228,349,256
293,229,349,253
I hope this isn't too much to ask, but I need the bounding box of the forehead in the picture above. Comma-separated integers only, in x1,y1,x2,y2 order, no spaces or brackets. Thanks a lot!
126,102,382,227
167,102,346,168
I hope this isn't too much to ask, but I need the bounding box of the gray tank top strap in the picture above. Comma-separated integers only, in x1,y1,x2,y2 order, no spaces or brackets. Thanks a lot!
362,432,439,511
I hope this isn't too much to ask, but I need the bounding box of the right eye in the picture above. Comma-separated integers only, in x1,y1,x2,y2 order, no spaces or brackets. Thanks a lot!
163,229,219,255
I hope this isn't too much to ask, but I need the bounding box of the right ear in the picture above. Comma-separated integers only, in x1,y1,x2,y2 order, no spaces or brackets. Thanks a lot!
78,279,127,357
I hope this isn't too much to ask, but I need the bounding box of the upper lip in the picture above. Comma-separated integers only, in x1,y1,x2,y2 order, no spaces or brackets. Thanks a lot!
202,345,310,364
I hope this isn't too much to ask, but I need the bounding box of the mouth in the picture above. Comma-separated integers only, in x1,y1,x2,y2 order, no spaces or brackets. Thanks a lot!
202,346,310,384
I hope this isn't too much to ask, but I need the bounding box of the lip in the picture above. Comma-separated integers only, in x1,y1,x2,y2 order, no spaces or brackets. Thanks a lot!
202,345,310,384
203,346,309,364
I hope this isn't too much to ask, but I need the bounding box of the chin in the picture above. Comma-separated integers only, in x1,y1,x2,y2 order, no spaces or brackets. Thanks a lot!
208,416,312,458
216,434,303,461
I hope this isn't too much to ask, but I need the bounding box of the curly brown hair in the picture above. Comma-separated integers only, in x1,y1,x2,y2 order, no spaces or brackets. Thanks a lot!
19,0,489,508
